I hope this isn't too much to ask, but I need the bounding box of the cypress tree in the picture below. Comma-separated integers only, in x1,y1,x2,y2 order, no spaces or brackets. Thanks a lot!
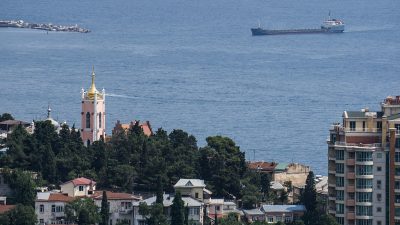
100,191,109,225
302,171,317,211
171,192,185,225
156,176,163,204
214,210,218,225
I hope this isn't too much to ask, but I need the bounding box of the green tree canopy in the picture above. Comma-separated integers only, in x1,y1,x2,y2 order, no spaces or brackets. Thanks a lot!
0,113,14,122
171,192,185,225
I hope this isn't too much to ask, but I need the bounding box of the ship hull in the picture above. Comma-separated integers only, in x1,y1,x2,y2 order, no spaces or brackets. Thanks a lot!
251,27,344,36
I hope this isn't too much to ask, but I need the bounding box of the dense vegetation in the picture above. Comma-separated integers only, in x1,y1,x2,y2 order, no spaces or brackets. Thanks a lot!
0,120,257,200
0,113,337,225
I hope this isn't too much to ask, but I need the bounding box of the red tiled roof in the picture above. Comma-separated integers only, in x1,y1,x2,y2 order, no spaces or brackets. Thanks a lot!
37,193,75,202
92,191,141,200
0,205,16,214
62,177,96,186
247,161,277,171
112,120,153,137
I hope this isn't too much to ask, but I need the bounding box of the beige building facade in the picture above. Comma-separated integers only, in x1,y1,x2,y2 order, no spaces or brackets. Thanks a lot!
327,96,400,225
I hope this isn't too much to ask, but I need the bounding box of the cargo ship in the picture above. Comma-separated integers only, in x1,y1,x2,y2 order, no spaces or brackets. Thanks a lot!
251,16,344,36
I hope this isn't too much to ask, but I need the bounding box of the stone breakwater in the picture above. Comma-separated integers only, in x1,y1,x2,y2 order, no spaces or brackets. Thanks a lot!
0,20,90,33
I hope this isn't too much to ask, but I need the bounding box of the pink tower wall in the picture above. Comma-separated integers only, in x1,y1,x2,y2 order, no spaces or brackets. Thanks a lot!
81,98,105,145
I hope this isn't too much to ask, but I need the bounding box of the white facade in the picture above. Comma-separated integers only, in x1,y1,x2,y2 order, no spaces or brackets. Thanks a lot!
35,192,74,225
133,194,203,225
60,177,96,197
92,191,141,225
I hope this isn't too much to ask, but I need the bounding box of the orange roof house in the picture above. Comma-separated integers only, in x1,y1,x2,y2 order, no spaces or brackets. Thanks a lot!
112,120,153,137
247,161,277,174
60,177,96,197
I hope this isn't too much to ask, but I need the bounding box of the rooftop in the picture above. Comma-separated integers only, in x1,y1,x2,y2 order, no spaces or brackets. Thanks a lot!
92,191,141,201
0,120,30,126
61,177,96,187
174,179,206,188
261,204,306,213
36,193,75,202
137,194,202,207
0,205,15,214
247,161,277,171
243,208,264,215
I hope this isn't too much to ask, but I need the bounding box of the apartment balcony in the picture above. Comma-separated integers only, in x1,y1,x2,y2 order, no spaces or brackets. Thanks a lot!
346,186,355,193
342,128,381,133
329,196,336,201
347,172,355,179
346,159,355,166
51,212,65,217
334,141,381,148
347,212,355,220
346,199,355,206
119,207,133,214
328,208,336,214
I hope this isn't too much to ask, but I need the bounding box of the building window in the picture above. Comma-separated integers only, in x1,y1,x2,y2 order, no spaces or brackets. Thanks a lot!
336,177,344,187
336,150,344,160
377,180,382,189
79,185,84,191
276,216,282,222
396,181,400,189
377,121,382,130
336,203,344,214
51,205,55,212
336,217,344,225
356,206,373,216
99,112,102,128
195,192,199,198
356,192,372,202
336,163,344,174
356,165,373,175
86,112,90,128
396,152,400,162
285,216,291,223
377,207,382,212
362,121,366,131
377,152,382,158
336,190,344,200
39,204,44,213
268,216,274,222
377,221,382,225
39,219,44,224
356,179,373,189
377,166,382,172
377,193,382,201
215,206,220,211
355,219,372,225
356,152,373,162
350,121,356,131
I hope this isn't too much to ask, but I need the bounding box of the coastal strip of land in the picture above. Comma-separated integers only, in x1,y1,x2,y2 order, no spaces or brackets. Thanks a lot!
0,19,90,33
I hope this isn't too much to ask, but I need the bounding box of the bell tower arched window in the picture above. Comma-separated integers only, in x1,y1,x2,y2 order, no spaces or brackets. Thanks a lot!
99,112,102,128
86,112,90,128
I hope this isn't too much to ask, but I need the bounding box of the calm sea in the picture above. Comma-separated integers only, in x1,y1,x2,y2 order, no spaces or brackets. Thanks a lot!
1,0,399,175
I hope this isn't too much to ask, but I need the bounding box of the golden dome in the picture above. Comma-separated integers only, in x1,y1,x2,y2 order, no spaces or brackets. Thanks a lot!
87,66,103,100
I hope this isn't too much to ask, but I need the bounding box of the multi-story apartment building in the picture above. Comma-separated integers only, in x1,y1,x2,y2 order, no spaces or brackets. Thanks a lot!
328,96,400,225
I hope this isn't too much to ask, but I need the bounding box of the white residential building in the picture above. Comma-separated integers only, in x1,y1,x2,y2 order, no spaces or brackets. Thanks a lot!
133,194,204,225
35,192,75,225
60,177,96,197
92,191,141,225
